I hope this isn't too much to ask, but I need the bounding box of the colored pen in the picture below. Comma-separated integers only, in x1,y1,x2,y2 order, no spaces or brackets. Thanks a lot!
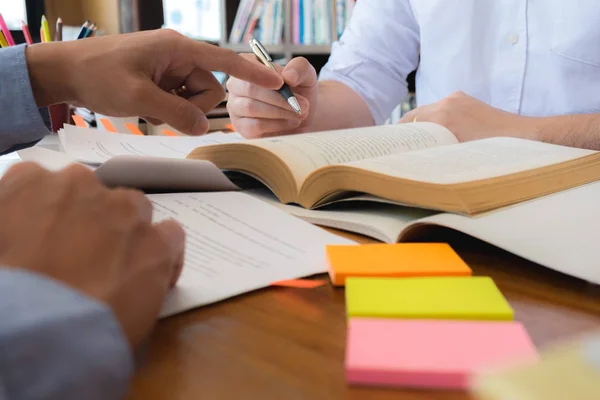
83,23,95,38
0,13,15,46
56,17,63,42
90,26,98,37
40,27,45,43
76,20,90,39
41,15,51,43
249,38,302,114
21,21,33,45
0,30,8,48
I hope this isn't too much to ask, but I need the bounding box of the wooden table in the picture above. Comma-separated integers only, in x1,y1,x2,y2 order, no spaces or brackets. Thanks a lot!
126,228,600,400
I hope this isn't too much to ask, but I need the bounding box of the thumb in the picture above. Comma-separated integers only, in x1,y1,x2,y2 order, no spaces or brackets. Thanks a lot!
281,57,317,88
153,219,186,289
136,82,209,135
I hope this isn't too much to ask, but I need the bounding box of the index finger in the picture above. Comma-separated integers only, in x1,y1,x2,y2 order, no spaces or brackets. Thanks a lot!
189,42,283,90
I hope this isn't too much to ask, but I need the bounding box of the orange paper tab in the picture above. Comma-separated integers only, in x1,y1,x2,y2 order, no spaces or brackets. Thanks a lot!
125,123,144,136
326,243,472,286
162,129,178,137
98,118,118,133
271,279,328,289
225,123,234,131
72,115,88,128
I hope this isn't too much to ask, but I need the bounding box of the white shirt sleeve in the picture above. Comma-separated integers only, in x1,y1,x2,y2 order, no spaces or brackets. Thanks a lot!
319,0,420,125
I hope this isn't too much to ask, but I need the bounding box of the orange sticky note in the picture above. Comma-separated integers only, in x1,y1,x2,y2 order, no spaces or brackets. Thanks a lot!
72,115,88,128
326,243,471,286
271,279,327,289
125,123,144,136
98,118,118,133
162,129,178,137
225,123,234,131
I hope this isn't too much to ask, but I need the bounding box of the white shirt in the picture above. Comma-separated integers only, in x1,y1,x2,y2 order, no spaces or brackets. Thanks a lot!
320,0,600,125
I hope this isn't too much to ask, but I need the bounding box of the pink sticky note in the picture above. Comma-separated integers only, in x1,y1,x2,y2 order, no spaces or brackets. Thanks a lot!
345,319,537,390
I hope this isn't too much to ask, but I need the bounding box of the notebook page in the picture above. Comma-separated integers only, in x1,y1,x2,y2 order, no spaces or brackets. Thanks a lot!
59,125,244,165
252,122,457,186
149,192,354,317
349,137,597,184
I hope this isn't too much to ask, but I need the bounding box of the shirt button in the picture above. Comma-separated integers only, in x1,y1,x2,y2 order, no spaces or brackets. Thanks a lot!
509,34,519,44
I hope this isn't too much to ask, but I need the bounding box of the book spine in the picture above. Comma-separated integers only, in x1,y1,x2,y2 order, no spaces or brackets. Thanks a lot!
336,0,345,39
299,0,304,44
292,0,300,44
304,0,313,44
229,0,247,43
259,0,270,43
278,0,285,44
231,0,255,43
330,0,337,42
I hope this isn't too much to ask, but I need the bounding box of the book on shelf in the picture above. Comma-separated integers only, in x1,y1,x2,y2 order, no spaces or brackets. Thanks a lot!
230,0,285,45
229,0,356,46
294,0,355,45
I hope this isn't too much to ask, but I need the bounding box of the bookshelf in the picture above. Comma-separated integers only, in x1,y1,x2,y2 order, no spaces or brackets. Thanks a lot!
219,0,351,65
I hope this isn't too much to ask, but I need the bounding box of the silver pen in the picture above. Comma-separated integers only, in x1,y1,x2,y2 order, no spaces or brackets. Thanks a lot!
249,38,302,114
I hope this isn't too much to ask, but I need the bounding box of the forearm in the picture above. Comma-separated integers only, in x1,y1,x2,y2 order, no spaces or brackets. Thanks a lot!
0,268,133,400
299,80,374,132
527,114,600,150
0,45,49,153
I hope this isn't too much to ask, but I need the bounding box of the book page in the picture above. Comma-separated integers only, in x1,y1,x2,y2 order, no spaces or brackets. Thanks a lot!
59,125,244,165
246,188,436,243
149,192,354,317
96,156,239,192
349,137,597,184
252,122,457,185
402,180,600,284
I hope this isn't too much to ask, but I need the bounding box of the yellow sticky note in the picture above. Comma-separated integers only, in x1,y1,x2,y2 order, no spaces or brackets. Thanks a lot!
326,243,471,286
346,276,513,321
471,336,600,400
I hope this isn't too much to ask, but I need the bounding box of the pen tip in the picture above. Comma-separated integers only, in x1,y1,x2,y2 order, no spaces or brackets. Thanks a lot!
288,97,302,114
57,17,63,23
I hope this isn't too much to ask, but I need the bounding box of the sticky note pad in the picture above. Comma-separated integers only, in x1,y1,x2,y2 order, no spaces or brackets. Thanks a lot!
346,318,537,389
346,276,514,320
326,243,471,286
471,335,600,399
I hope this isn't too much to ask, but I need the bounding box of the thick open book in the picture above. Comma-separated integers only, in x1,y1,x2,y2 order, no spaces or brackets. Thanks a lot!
187,123,600,215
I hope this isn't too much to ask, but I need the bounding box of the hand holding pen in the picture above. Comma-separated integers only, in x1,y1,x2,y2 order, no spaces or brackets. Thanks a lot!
226,41,318,138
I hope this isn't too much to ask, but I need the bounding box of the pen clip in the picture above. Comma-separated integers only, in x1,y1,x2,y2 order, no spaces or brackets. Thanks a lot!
249,38,275,69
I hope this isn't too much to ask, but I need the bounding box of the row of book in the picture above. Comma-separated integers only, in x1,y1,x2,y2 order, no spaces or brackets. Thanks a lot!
229,0,356,45
293,0,355,45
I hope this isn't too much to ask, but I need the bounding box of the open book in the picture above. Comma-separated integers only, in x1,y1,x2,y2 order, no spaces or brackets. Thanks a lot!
247,180,600,286
187,123,600,215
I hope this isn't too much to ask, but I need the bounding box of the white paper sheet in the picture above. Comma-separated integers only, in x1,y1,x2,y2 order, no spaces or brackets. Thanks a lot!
59,125,244,165
149,192,355,317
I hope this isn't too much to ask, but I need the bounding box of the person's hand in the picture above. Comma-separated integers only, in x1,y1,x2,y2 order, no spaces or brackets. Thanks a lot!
400,91,539,142
0,162,185,350
227,55,318,138
25,29,283,135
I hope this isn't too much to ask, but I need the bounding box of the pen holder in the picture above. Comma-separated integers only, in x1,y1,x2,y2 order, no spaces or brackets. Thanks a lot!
48,103,70,133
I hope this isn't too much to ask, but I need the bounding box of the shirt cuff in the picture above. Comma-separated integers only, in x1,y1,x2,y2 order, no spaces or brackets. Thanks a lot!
0,268,133,400
0,45,49,154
